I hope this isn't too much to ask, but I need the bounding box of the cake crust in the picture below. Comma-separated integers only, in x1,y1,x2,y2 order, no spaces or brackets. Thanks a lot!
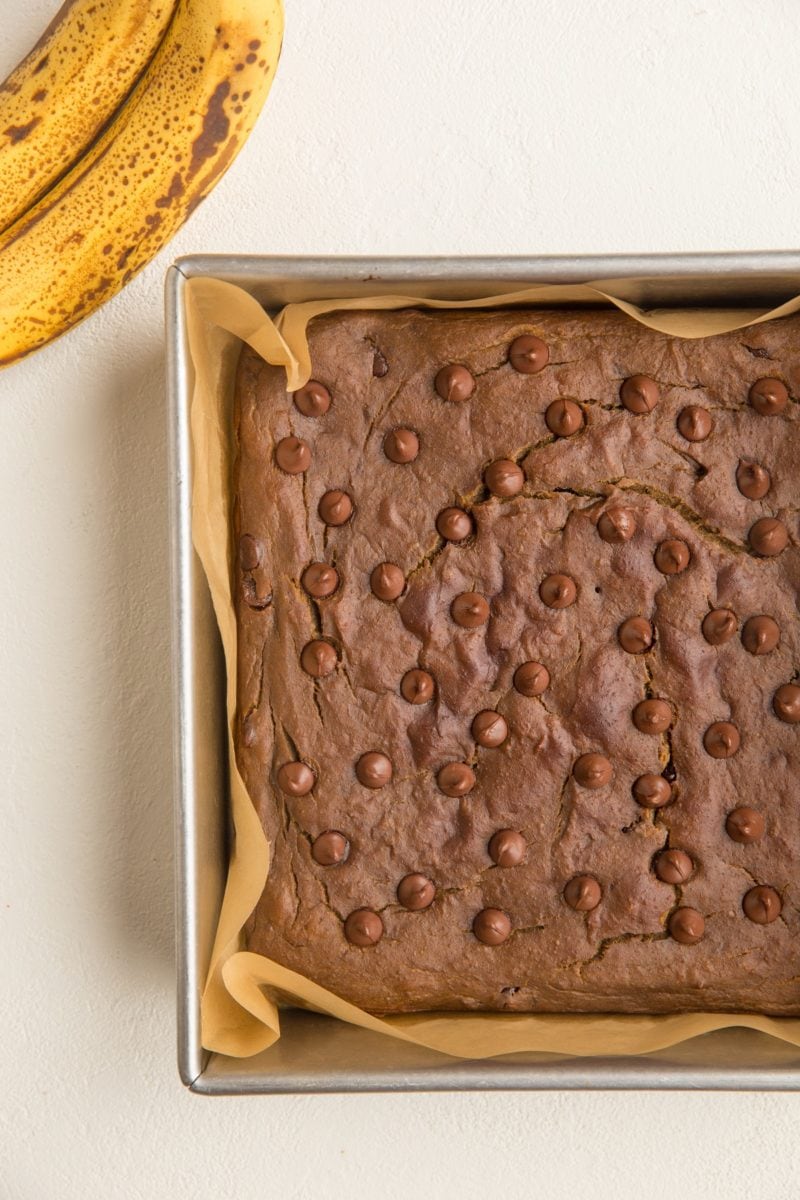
234,307,800,1014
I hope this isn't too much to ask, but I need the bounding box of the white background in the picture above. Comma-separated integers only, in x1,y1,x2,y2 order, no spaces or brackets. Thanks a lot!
2,1,800,1196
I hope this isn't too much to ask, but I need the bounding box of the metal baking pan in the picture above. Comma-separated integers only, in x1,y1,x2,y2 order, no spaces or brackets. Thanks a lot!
167,252,800,1094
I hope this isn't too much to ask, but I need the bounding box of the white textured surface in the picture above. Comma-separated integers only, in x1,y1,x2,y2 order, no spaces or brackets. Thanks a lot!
2,1,800,1195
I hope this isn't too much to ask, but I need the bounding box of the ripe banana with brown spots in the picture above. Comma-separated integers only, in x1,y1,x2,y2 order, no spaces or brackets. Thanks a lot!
0,0,177,233
0,0,284,367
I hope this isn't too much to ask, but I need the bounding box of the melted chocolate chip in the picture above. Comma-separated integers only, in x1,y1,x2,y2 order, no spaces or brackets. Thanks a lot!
741,614,780,656
473,908,511,945
654,539,691,575
653,849,693,884
435,363,475,402
736,460,771,500
620,375,659,414
669,907,705,944
632,774,673,809
703,721,740,758
355,751,393,788
301,562,339,598
726,807,765,844
300,640,337,677
563,875,602,912
742,885,782,924
293,380,331,417
318,490,353,526
702,609,738,645
597,507,636,543
383,428,419,463
618,616,655,654
437,762,476,796
748,517,788,557
397,873,435,911
451,592,490,628
545,398,584,437
513,661,550,696
488,829,527,868
484,459,524,497
400,669,435,704
471,710,508,748
344,909,383,946
275,436,311,474
370,562,405,601
311,830,350,865
372,349,389,378
573,753,613,789
632,699,673,734
773,683,800,723
276,761,315,796
539,573,577,609
749,377,788,415
677,405,713,442
239,534,261,570
508,334,549,374
436,507,473,542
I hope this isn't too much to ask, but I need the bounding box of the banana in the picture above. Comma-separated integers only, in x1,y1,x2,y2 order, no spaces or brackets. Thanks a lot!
0,0,178,234
0,0,283,368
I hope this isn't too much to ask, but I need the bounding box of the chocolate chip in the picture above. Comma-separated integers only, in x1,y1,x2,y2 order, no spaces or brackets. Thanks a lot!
239,534,261,570
355,751,393,788
275,436,311,474
677,405,713,442
300,640,337,677
702,609,738,645
344,909,383,946
572,753,613,789
597,507,636,543
435,363,475,402
383,428,419,463
471,710,508,748
513,661,550,695
618,616,654,654
436,762,475,796
370,562,405,601
736,459,771,500
703,721,740,758
484,459,524,497
276,761,315,796
620,375,659,414
311,830,350,865
397,873,435,911
749,517,788,557
472,908,511,945
563,875,602,911
301,562,339,598
726,807,765,844
742,885,782,924
400,669,435,704
293,380,331,417
508,334,549,374
653,849,693,884
632,699,673,734
318,490,353,526
372,349,389,378
773,683,800,723
669,907,705,944
436,507,473,542
654,539,691,574
741,615,780,656
545,398,584,437
451,592,490,628
632,774,673,809
539,573,577,609
749,377,788,415
488,829,527,867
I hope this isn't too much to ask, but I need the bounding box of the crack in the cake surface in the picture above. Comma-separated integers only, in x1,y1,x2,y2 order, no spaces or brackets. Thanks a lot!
404,535,449,583
568,929,667,975
550,770,573,855
742,344,773,359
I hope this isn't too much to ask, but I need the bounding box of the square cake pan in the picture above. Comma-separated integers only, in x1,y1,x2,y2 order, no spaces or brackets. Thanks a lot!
168,252,800,1094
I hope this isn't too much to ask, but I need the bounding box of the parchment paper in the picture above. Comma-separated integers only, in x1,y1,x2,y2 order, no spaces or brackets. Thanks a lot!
185,273,800,1059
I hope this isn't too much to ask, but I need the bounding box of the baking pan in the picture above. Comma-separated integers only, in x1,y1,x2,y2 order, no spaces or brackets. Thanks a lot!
167,252,800,1093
